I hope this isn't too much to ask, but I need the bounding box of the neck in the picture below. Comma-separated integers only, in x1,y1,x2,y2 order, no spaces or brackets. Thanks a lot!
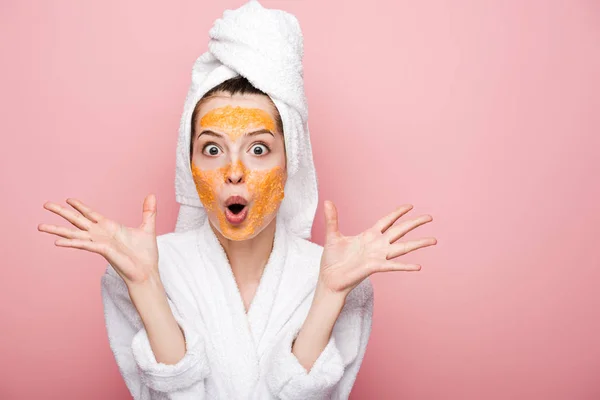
211,217,277,284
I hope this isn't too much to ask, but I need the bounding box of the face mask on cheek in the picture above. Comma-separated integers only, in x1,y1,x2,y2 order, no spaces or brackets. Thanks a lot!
191,160,285,241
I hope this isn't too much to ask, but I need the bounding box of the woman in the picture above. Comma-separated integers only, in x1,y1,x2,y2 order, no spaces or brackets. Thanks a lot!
38,2,436,399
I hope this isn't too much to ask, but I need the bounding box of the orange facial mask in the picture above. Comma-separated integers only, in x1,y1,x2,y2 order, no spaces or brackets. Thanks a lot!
190,105,285,241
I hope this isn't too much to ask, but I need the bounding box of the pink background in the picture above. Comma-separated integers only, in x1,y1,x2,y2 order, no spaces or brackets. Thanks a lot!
1,0,599,398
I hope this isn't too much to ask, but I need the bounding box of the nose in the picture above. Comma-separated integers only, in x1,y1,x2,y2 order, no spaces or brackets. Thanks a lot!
226,161,245,184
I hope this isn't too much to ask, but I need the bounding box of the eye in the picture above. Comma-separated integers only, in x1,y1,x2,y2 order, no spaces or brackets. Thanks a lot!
250,143,270,156
202,143,221,156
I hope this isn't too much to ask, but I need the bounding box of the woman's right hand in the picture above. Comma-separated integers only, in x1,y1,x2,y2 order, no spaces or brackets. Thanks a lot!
38,194,160,287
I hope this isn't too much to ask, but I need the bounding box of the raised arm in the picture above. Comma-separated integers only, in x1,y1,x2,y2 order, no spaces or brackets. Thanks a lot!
266,200,436,399
38,195,210,398
265,278,374,400
101,265,209,399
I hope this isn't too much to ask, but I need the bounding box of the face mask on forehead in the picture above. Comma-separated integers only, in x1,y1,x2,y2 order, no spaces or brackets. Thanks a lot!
190,104,286,241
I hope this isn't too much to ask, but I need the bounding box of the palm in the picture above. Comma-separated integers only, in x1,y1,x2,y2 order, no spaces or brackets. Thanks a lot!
94,218,158,282
38,194,159,286
320,233,371,291
319,201,437,296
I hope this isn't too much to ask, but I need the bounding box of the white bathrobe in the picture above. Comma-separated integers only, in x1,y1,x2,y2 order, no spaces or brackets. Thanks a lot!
101,216,374,399
101,2,374,398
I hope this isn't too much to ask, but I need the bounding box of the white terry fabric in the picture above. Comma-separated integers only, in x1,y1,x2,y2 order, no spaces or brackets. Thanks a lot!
101,0,375,398
174,0,318,240
101,216,374,399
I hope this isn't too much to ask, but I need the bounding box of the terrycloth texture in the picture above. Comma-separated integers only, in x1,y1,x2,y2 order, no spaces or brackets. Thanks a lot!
101,1,374,398
174,0,319,240
101,268,209,399
101,216,374,399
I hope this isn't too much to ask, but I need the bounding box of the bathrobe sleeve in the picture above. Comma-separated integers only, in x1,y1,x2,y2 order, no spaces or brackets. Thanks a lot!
100,264,209,399
265,278,374,400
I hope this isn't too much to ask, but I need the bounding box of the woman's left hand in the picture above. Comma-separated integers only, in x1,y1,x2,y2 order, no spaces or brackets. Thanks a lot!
318,201,437,298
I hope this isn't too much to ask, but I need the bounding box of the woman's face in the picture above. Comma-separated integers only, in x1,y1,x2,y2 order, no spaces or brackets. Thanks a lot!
190,92,287,241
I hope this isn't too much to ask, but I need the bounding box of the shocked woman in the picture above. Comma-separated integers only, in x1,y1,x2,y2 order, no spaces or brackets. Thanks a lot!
38,1,436,399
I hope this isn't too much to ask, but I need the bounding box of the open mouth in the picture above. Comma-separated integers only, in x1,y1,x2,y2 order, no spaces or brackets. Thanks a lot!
224,195,249,224
227,203,246,214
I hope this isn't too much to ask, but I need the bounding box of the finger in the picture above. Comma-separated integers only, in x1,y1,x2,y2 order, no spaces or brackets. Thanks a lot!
66,198,105,223
324,200,340,239
140,194,156,234
54,238,107,254
43,202,92,231
386,214,434,243
373,204,413,233
386,237,437,260
38,223,90,240
374,261,422,273
53,238,129,267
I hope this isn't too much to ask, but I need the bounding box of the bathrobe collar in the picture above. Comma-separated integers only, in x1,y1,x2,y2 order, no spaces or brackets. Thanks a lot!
193,215,300,396
199,215,288,348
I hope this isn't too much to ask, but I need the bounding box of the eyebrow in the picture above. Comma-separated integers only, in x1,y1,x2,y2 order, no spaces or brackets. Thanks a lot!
197,128,274,140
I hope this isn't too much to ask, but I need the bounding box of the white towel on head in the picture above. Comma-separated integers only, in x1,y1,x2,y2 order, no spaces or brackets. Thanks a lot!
174,0,318,239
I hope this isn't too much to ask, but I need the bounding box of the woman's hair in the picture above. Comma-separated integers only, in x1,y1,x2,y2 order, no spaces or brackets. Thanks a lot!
190,76,284,159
